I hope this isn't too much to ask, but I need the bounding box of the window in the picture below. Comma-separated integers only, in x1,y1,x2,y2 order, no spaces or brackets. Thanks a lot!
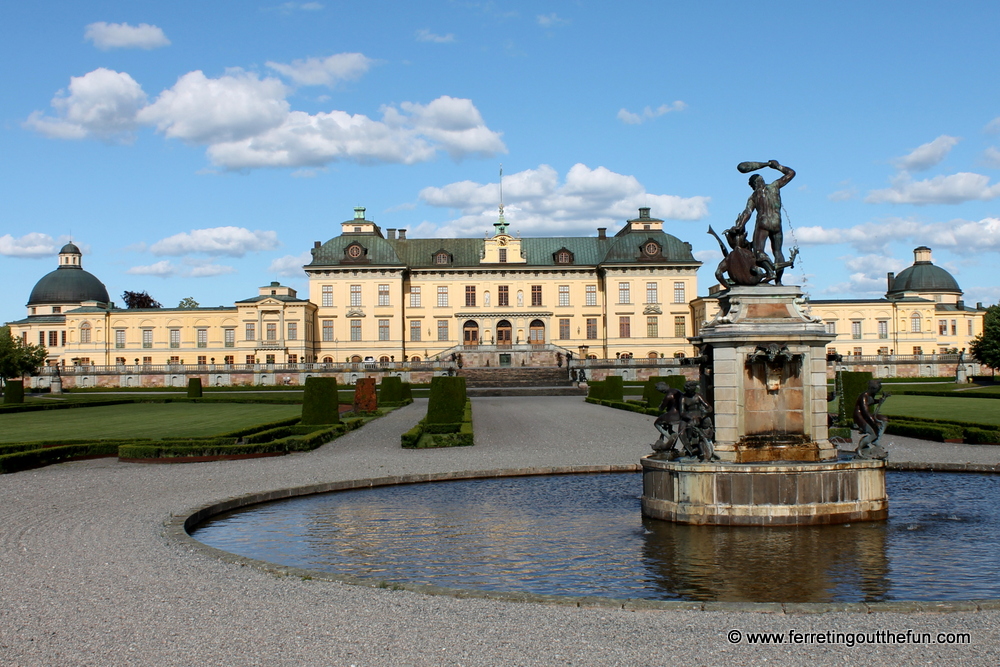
198,355,207,365
322,320,334,342
435,252,449,265
646,282,658,304
525,285,540,307
498,248,507,263
913,346,923,355
951,320,957,336
378,284,390,306
379,319,390,341
465,285,476,307
878,321,888,339
115,357,125,365
167,329,179,348
350,320,362,341
558,285,570,307
80,323,91,343
142,330,153,349
52,306,61,314
911,314,921,333
647,316,658,338
410,286,421,308
38,331,45,346
115,330,125,349
851,321,862,340
619,316,631,338
559,318,570,339
410,320,422,342
49,331,59,347
969,320,974,336
289,354,298,364
140,357,150,365
61,331,67,346
246,355,255,365
224,329,235,347
825,321,836,335
878,347,889,355
437,286,448,307
586,318,598,340
853,347,863,356
350,284,362,307
498,285,509,307
674,316,686,338
556,250,571,264
224,355,234,365
264,324,275,342
939,319,947,336
287,322,297,340
437,319,449,341
673,282,685,304
618,282,631,305
246,323,255,341
322,285,333,307
194,328,206,347
585,285,597,306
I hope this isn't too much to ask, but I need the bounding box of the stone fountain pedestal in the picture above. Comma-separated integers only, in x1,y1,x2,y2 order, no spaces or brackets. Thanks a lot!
640,285,887,525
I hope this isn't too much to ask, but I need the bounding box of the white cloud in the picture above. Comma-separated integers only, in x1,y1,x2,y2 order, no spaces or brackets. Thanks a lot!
84,22,170,50
891,135,960,171
822,254,908,296
985,117,1000,134
149,227,280,257
137,70,288,144
0,233,58,257
982,147,1000,168
797,216,1000,256
415,29,455,43
208,95,504,169
827,187,858,202
290,168,324,178
266,53,373,87
416,163,709,237
617,101,687,125
126,260,176,276
537,13,568,27
24,68,146,141
268,251,312,277
866,172,1000,205
186,262,237,277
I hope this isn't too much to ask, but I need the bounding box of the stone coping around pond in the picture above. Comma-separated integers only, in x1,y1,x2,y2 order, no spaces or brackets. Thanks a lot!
169,462,1000,615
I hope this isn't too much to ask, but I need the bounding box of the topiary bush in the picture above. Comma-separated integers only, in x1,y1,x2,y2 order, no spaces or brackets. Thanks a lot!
426,376,467,425
379,376,404,405
603,375,624,402
187,378,203,398
3,380,24,404
837,371,872,426
401,382,413,401
301,376,342,425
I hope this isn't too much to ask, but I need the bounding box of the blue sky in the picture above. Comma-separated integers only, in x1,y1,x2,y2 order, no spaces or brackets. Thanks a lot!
3,1,1000,323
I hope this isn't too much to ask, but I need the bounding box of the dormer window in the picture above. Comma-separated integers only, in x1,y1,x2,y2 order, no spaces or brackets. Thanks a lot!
642,240,661,258
554,248,574,264
435,251,451,265
343,242,369,263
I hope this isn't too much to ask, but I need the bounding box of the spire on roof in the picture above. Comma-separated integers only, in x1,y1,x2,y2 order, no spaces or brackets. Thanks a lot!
493,164,508,236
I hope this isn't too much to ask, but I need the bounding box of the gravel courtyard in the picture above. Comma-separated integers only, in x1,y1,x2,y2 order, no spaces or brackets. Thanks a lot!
2,397,998,666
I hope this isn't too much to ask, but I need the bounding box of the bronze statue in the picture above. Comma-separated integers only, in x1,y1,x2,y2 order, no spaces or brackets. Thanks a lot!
853,379,890,460
651,382,684,455
651,380,718,462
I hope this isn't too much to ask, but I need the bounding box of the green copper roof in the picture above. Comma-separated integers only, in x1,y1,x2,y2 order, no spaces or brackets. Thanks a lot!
27,266,110,306
889,262,961,295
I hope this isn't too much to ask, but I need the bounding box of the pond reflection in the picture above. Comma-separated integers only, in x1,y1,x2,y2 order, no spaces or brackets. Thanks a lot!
193,472,1000,602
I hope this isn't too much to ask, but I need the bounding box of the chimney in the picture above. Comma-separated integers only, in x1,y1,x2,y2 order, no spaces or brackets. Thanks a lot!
638,207,650,219
313,241,321,248
386,228,396,239
397,229,407,240
597,228,607,239
887,271,895,291
978,302,984,309
957,299,965,310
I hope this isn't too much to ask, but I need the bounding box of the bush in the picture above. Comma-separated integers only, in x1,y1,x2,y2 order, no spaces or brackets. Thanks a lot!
301,377,341,425
402,399,473,448
0,442,119,474
837,371,872,426
886,420,963,442
426,376,467,424
641,375,686,408
964,427,1000,445
603,375,624,402
587,381,605,401
379,376,404,405
401,382,413,401
3,380,24,404
585,396,658,416
187,378,203,398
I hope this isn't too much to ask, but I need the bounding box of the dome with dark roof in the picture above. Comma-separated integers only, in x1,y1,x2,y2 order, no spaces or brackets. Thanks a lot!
27,246,110,306
887,246,961,296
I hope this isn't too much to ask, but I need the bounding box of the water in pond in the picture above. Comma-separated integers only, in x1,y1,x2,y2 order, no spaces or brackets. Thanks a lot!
192,472,1000,603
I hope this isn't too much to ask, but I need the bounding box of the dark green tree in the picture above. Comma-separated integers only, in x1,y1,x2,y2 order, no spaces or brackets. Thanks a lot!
177,297,200,309
0,326,48,385
122,290,162,309
970,305,1000,372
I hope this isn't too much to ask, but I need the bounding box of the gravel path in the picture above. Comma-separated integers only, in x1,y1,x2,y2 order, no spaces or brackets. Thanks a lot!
2,397,998,666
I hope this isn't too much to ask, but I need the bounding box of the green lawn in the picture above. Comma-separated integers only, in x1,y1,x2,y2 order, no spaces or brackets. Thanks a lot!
0,403,301,443
878,395,1000,425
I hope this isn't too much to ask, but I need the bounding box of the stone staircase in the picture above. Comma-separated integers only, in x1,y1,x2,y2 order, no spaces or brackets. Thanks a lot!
458,367,585,396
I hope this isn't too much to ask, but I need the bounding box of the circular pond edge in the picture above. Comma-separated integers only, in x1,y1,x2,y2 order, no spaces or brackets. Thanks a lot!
167,462,1000,614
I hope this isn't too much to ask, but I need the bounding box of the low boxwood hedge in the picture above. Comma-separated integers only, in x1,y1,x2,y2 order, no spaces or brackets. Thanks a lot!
402,399,473,448
0,442,121,474
885,420,964,442
585,396,659,416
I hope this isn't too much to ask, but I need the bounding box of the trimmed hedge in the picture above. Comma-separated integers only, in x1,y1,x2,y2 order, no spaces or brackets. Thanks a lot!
402,399,473,448
0,442,120,474
602,376,624,402
426,376,467,424
886,420,963,442
837,371,872,426
379,376,404,405
641,375,686,408
187,378,203,398
401,382,413,402
3,380,24,404
300,377,341,425
585,396,659,416
0,398,137,414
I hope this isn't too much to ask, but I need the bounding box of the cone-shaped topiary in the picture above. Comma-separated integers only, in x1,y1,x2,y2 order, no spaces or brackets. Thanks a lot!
301,377,342,425
3,379,24,404
187,378,203,398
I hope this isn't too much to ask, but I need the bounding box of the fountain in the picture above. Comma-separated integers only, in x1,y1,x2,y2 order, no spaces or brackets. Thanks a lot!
640,161,888,525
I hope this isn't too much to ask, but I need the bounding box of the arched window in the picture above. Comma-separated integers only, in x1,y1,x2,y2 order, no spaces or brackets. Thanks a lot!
463,320,479,347
496,320,513,347
379,356,390,363
673,351,685,358
529,319,545,345
351,355,362,363
80,322,92,344
910,313,922,333
649,351,659,359
323,356,333,363
410,356,421,362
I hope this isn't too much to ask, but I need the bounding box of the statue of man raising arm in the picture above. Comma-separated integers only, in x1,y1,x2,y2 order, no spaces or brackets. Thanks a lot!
733,160,795,285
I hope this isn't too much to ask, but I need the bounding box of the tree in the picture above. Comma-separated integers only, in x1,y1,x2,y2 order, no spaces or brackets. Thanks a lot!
177,297,200,309
970,305,1000,373
0,326,48,385
122,290,162,309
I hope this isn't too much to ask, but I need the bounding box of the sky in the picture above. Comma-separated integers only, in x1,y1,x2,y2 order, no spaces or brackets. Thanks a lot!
3,1,1000,323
